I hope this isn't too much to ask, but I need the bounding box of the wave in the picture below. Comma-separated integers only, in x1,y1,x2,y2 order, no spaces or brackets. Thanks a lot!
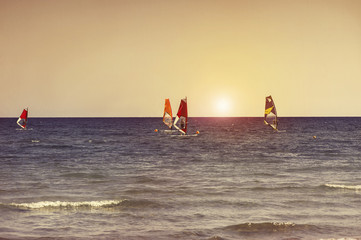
8,200,124,209
6,199,164,211
221,222,321,234
325,184,361,191
219,222,361,239
223,222,294,231
319,238,359,240
60,172,106,179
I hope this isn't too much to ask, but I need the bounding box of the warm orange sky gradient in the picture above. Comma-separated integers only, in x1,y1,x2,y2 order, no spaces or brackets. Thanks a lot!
1,0,361,117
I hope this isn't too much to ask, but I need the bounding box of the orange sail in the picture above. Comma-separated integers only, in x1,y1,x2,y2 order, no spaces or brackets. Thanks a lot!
163,99,173,128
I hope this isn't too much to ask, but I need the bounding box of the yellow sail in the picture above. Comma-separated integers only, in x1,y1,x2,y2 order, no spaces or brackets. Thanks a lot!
265,106,274,115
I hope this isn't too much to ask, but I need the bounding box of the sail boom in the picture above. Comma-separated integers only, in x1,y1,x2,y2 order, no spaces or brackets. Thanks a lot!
16,118,25,129
173,116,185,134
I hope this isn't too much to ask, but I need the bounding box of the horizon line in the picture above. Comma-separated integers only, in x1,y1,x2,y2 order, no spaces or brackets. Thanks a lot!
1,116,361,118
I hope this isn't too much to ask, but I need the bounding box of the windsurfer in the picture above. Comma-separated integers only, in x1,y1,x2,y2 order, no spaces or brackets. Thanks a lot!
273,119,278,126
180,119,185,129
264,95,278,131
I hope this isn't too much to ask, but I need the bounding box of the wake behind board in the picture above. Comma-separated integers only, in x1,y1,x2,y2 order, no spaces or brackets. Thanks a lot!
163,129,178,133
16,128,33,131
170,131,200,137
170,134,199,138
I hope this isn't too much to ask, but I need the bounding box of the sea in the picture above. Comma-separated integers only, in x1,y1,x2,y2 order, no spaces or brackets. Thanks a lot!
1,117,361,240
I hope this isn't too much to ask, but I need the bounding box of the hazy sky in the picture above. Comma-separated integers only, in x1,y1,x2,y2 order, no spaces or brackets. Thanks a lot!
1,0,361,117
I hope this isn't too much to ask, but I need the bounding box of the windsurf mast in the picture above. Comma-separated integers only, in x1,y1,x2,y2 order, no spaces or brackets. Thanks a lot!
264,96,278,131
163,98,173,129
17,108,28,129
173,97,188,135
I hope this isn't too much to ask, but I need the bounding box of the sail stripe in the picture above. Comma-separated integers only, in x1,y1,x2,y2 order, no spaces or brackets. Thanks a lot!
265,106,274,115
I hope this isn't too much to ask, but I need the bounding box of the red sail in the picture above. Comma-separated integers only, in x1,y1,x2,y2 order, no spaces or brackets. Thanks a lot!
176,98,188,133
20,109,28,120
17,108,28,129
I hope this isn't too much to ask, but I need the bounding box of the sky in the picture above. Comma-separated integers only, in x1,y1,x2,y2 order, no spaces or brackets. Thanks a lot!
1,0,361,117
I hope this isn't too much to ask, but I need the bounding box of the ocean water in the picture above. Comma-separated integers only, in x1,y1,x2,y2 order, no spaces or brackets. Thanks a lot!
1,117,361,240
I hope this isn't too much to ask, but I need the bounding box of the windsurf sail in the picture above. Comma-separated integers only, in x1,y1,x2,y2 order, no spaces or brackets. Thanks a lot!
17,108,28,129
173,97,188,134
163,98,173,128
264,96,278,130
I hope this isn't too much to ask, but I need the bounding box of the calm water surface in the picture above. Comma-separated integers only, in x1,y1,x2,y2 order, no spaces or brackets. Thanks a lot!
0,117,361,240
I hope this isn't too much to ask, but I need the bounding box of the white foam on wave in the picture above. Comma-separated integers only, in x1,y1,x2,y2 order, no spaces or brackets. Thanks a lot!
10,200,123,209
271,222,296,227
325,184,361,191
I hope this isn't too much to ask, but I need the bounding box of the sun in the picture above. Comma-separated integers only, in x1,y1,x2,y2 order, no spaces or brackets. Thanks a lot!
216,98,231,116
